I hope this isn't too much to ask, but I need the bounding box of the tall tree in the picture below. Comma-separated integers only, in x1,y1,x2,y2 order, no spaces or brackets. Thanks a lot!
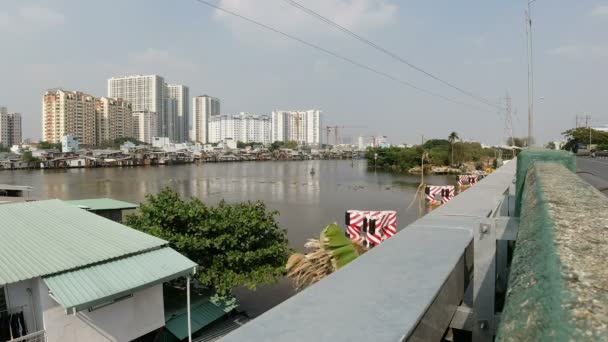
125,188,291,296
561,127,608,152
448,131,459,165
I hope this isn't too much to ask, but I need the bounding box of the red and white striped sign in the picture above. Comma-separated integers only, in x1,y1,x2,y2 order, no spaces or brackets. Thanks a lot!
345,210,398,245
377,210,397,238
458,175,478,186
346,210,367,243
367,211,384,246
425,186,442,203
440,186,455,203
425,185,455,204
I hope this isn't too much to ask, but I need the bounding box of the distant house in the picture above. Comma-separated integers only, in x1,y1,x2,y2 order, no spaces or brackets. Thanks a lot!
0,184,32,205
65,198,138,222
0,200,197,342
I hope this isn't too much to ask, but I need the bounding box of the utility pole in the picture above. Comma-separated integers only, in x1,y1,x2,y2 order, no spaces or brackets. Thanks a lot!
526,0,537,146
504,93,514,148
586,115,592,146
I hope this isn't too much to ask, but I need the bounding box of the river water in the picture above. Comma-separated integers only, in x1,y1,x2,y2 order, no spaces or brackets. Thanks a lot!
0,160,453,317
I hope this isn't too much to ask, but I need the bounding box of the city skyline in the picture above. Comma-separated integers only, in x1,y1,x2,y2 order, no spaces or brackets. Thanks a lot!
0,1,606,144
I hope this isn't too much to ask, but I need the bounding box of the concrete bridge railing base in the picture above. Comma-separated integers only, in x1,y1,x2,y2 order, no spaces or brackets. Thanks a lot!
497,151,608,340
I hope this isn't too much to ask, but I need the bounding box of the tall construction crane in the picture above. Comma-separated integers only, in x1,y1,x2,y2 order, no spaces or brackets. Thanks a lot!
325,125,366,146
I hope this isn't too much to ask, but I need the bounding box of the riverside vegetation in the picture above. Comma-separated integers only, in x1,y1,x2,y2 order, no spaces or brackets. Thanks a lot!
365,134,499,173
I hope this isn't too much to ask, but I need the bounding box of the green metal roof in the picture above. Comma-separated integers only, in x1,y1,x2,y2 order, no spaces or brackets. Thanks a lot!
0,199,167,286
165,294,234,341
64,198,138,211
43,247,197,313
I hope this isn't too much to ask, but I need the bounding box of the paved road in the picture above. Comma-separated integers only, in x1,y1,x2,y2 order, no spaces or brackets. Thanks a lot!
577,157,608,196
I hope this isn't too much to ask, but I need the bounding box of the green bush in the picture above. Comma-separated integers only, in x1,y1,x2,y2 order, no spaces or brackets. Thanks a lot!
126,189,291,296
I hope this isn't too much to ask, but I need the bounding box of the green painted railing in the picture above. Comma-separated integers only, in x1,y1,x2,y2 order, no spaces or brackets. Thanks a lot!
497,151,608,340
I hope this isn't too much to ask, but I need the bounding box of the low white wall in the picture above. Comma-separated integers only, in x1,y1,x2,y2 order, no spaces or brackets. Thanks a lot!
39,282,165,342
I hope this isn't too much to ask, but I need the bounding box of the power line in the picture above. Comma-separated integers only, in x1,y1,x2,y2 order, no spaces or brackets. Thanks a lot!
192,0,491,113
282,0,503,111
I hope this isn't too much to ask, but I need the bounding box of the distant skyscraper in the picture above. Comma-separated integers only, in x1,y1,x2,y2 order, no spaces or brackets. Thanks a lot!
167,84,190,142
132,111,158,144
108,75,166,137
191,95,220,143
208,113,271,145
271,110,322,146
95,97,133,145
0,109,22,146
42,89,97,145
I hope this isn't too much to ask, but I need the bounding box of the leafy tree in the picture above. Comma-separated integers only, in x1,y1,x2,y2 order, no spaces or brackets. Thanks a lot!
448,132,459,165
286,223,366,290
269,140,298,151
365,146,423,172
125,189,291,296
545,142,556,150
423,139,450,150
561,127,608,152
284,140,298,149
21,151,40,162
98,137,146,148
427,147,449,166
237,141,262,149
269,141,284,151
0,143,9,152
506,137,528,148
365,140,495,172
37,141,61,150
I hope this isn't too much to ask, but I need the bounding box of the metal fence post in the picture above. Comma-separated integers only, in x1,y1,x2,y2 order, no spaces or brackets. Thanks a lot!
473,220,496,342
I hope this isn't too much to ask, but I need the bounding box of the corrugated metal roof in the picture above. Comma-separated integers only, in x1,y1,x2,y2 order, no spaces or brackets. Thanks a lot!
0,199,166,286
192,315,250,342
0,184,33,191
43,247,196,313
64,198,138,211
165,297,233,340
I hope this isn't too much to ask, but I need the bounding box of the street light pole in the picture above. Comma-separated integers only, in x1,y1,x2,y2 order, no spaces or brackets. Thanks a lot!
526,0,537,147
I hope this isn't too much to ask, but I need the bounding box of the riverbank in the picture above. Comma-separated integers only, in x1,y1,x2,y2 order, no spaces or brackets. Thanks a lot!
0,147,364,171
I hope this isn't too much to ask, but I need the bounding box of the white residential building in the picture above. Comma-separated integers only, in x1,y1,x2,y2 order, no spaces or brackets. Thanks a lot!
108,75,167,137
0,199,196,342
61,134,79,153
271,110,322,146
208,113,271,145
132,111,158,144
167,84,190,143
191,95,220,143
0,110,22,146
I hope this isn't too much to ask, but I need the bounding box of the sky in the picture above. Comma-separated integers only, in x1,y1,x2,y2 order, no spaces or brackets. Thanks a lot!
0,0,606,145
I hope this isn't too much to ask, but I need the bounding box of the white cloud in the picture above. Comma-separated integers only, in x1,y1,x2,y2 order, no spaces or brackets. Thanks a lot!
548,45,583,58
125,48,201,74
591,5,608,17
591,45,608,57
214,0,397,40
0,6,64,32
548,44,608,60
482,57,513,65
19,6,65,26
